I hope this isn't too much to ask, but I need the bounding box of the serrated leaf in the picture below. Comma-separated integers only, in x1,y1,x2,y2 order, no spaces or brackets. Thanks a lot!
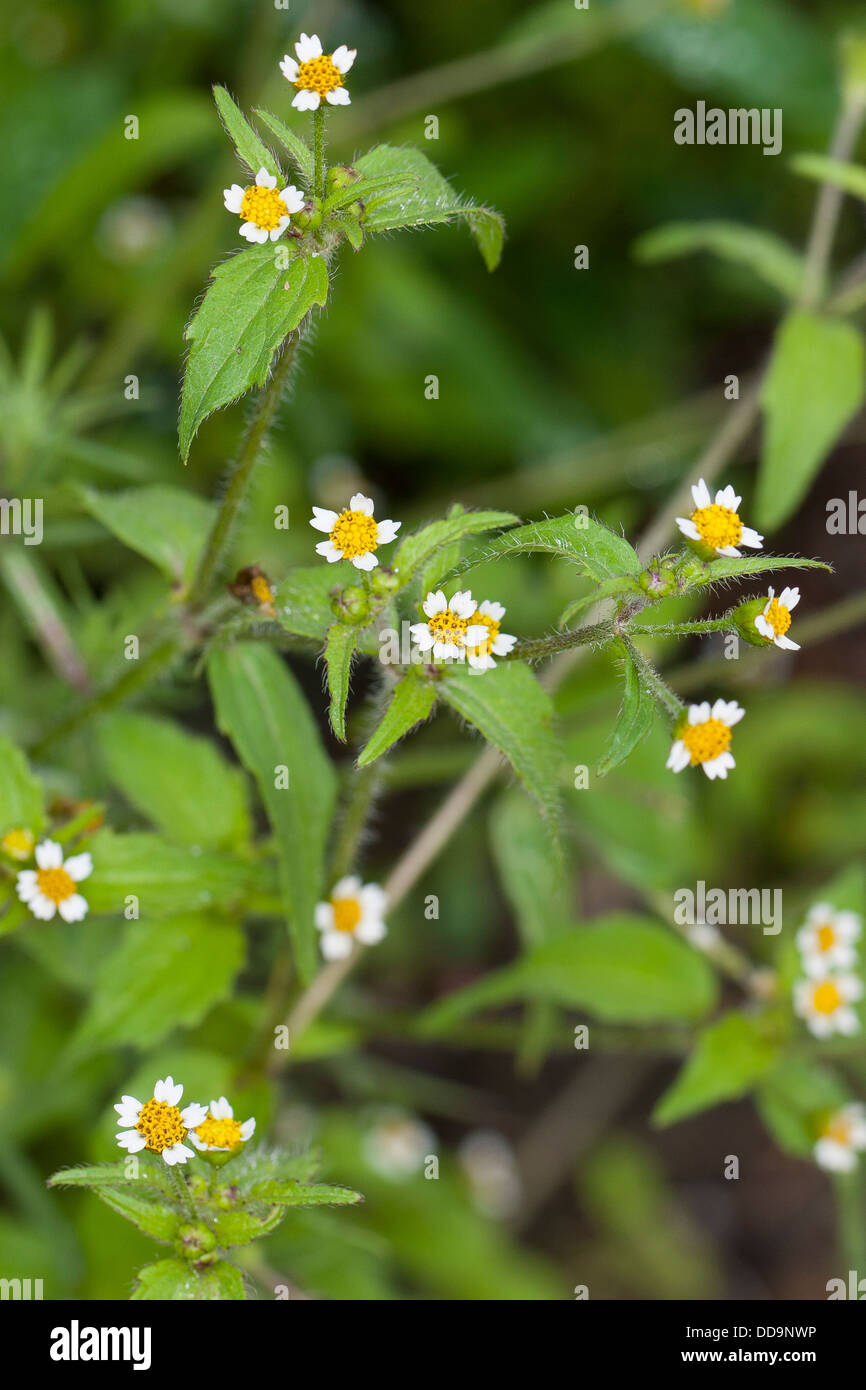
357,670,438,768
180,249,329,460
97,712,250,848
68,914,245,1054
247,1179,363,1207
334,212,364,251
252,107,314,183
558,576,641,628
213,86,280,179
233,1149,321,1191
275,562,355,639
489,791,568,947
355,145,506,269
757,311,866,530
324,623,358,742
653,1012,778,1127
322,174,414,215
394,508,519,588
447,513,642,585
85,830,255,918
96,1187,180,1242
440,662,562,822
133,1257,245,1301
209,1205,286,1247
0,736,44,838
689,553,832,587
78,484,215,585
597,650,656,777
48,1164,145,1190
208,644,337,982
634,220,804,299
420,915,717,1034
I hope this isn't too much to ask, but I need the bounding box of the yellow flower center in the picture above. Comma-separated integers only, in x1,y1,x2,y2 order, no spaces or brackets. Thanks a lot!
466,611,499,658
332,896,362,933
427,610,469,646
690,503,743,550
251,574,274,607
330,509,378,560
680,717,731,766
2,827,34,860
35,865,76,904
195,1114,243,1149
816,924,836,952
239,185,288,232
812,981,842,1015
136,1098,187,1154
296,55,344,96
763,597,792,637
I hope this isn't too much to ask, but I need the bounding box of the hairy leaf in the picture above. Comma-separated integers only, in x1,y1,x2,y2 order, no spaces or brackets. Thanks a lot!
357,670,438,768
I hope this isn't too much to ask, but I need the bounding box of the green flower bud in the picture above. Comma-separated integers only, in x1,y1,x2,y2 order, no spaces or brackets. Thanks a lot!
326,164,360,191
213,1183,240,1210
369,565,400,596
733,596,772,647
176,1222,217,1261
293,199,322,233
638,558,679,598
331,584,371,625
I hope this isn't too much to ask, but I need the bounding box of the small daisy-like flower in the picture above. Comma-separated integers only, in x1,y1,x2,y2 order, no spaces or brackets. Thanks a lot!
797,903,861,977
310,493,400,571
315,875,387,960
280,33,356,110
409,590,488,662
1,827,35,861
666,699,745,780
189,1097,256,1153
754,586,800,650
223,167,306,244
814,1104,866,1173
115,1076,207,1166
676,479,763,557
362,1108,435,1180
229,564,276,617
464,600,517,671
16,839,92,922
794,973,863,1039
458,1131,521,1220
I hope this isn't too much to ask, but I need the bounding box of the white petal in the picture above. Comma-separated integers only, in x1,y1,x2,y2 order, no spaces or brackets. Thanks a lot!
349,493,375,515
15,871,37,901
689,702,711,725
479,600,505,621
423,591,447,617
814,1137,856,1172
269,218,290,241
188,1132,207,1150
280,56,299,81
223,185,245,213
450,591,477,620
310,506,338,533
116,1131,147,1153
58,893,88,923
375,519,401,544
315,902,335,931
359,883,387,918
714,485,740,510
321,930,353,960
333,875,362,898
326,87,351,106
181,1103,208,1128
754,615,774,640
676,517,701,542
352,551,378,571
280,185,306,214
774,634,800,651
410,626,435,651
292,89,321,111
210,1097,233,1120
239,222,266,243
739,527,763,549
780,587,800,610
465,624,488,645
666,740,690,773
64,852,92,882
240,1118,256,1140
295,32,323,61
836,1008,861,1036
433,642,460,660
468,653,496,670
35,839,63,870
255,167,277,188
332,45,357,74
28,894,57,920
316,540,343,562
356,918,386,946
691,479,711,509
717,545,741,558
491,632,517,654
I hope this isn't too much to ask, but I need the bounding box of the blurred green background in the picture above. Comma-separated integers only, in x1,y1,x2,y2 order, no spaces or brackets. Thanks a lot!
2,0,866,1300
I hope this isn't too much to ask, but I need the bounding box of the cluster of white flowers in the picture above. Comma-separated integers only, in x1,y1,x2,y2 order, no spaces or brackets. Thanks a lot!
116,1077,255,1166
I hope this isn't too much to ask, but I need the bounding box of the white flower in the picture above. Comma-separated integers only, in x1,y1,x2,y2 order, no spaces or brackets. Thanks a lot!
754,586,800,650
666,699,745,780
794,973,863,1039
676,479,763,557
16,839,92,922
279,33,356,110
458,1131,521,1219
362,1108,435,1180
223,167,306,244
464,600,517,671
114,1076,207,1166
797,903,861,977
309,493,400,571
188,1097,256,1153
315,875,387,960
409,590,488,662
814,1104,866,1173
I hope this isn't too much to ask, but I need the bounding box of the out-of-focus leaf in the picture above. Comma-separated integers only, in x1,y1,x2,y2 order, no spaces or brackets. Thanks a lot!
208,1205,286,1247
85,830,254,918
213,86,280,179
357,670,438,768
252,108,314,182
757,311,865,530
95,1188,179,1243
790,153,866,202
275,563,355,640
208,644,336,982
0,737,44,838
78,484,215,586
489,791,569,947
394,508,519,587
133,1257,245,1300
598,649,656,777
634,221,804,299
97,712,250,848
653,1012,778,1127
247,1179,363,1207
756,1058,849,1159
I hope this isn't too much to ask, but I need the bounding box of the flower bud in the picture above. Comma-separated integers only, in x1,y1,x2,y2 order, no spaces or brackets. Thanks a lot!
326,164,360,191
369,565,400,597
639,557,679,598
733,597,773,647
176,1222,217,1260
331,584,371,625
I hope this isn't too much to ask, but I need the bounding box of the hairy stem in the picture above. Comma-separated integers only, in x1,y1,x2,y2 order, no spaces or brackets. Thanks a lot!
167,1164,198,1220
313,108,327,201
508,621,613,663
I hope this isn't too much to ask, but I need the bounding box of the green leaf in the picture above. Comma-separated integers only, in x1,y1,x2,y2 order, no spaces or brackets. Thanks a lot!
597,650,656,777
489,791,569,947
274,563,355,640
322,174,415,215
97,712,250,848
252,107,314,183
48,1164,143,1190
355,145,506,269
247,1179,363,1207
653,1013,778,1127
86,830,254,918
0,737,44,838
208,1205,286,1247
133,1257,245,1301
233,1150,321,1190
208,644,337,982
440,663,562,823
757,310,866,529
420,915,717,1033
790,152,866,203
324,623,358,742
447,513,642,585
78,484,215,585
334,212,364,251
393,508,519,588
558,576,641,627
96,1187,179,1243
357,670,438,768
634,220,804,300
180,248,329,460
756,1058,848,1159
688,553,832,587
213,86,280,179
68,915,245,1054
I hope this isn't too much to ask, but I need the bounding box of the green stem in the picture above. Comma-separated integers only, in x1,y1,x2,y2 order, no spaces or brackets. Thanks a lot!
833,1170,866,1279
313,108,327,201
328,763,383,882
620,635,684,722
187,333,302,611
168,1164,198,1220
628,617,733,638
508,621,613,663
